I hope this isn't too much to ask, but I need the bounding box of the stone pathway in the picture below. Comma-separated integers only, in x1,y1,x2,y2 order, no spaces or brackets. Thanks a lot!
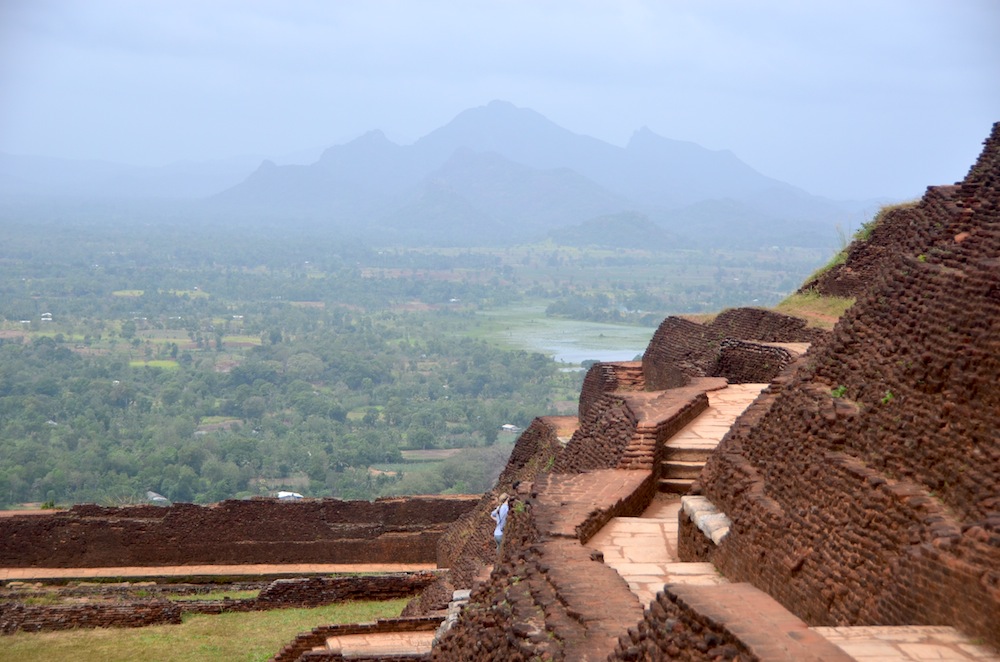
814,626,1000,662
664,382,768,455
586,495,726,605
586,382,999,662
588,384,767,603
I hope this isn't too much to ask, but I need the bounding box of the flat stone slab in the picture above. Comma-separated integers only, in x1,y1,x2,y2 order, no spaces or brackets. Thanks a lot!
813,625,1000,661
682,495,732,544
537,469,651,539
587,495,730,605
668,583,855,662
325,630,436,656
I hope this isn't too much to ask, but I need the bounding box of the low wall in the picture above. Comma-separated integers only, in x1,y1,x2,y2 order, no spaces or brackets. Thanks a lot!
0,600,182,634
713,340,794,384
0,497,478,568
709,308,824,344
1,573,438,634
578,361,644,419
642,309,827,391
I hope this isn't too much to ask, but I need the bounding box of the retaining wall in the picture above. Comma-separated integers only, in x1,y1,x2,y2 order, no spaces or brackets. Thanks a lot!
0,497,477,567
690,122,1000,648
643,309,826,390
0,600,182,634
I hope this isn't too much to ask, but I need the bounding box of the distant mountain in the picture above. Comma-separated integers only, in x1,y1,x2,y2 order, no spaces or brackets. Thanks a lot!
3,101,866,247
209,100,854,246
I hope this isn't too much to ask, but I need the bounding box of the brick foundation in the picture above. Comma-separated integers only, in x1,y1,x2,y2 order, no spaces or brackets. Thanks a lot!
0,497,477,568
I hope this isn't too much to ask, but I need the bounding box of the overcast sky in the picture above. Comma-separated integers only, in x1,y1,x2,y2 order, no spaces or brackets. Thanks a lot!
1,0,997,200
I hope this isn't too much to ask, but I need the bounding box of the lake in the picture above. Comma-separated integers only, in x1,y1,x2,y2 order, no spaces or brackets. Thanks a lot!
477,304,654,365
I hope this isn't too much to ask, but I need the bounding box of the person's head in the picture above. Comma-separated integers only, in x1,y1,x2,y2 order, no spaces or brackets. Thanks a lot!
498,492,509,504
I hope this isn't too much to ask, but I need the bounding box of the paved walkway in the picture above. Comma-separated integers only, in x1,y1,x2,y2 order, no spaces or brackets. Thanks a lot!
0,563,437,581
586,495,726,605
814,626,1000,662
665,382,768,455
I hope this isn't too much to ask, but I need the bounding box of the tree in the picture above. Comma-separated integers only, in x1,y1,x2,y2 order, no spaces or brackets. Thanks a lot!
407,429,436,450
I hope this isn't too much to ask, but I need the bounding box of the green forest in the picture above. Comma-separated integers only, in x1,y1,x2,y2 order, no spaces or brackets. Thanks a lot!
0,216,827,507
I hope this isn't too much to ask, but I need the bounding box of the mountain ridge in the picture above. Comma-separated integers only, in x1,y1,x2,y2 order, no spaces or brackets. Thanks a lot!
3,100,867,247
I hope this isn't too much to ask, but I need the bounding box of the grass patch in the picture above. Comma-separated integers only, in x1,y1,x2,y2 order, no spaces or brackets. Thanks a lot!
129,360,180,369
0,598,408,662
112,290,145,297
776,292,855,329
169,589,260,602
222,335,262,345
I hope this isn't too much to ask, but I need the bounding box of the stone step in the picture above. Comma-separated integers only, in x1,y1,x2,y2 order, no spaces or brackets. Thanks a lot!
661,460,704,479
663,446,714,462
667,584,855,661
659,478,695,494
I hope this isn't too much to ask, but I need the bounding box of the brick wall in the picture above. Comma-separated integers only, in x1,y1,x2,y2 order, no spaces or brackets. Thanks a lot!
578,361,644,419
1,573,437,634
643,317,718,389
555,382,712,474
606,588,757,661
1,600,182,634
690,122,1000,648
0,496,477,567
403,417,565,617
714,339,795,384
642,310,827,391
798,185,963,299
431,470,651,661
552,394,637,473
709,308,824,344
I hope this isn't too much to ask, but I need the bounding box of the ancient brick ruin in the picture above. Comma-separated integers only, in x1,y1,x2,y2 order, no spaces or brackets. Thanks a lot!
404,123,999,660
689,123,1000,647
0,496,477,567
0,573,438,635
3,125,997,660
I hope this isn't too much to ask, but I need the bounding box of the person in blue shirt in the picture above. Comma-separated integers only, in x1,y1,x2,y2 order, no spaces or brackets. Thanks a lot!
490,492,509,551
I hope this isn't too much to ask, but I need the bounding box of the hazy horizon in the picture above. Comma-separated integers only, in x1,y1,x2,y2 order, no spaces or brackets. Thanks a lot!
2,0,998,201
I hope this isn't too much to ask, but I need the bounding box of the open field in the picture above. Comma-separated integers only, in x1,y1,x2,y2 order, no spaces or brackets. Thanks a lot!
0,598,410,662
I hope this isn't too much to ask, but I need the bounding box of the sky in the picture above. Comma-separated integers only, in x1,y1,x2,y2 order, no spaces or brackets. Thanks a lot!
1,0,998,201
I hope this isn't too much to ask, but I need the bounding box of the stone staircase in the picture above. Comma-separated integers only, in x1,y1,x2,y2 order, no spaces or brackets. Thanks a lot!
659,446,712,494
609,362,645,390
590,491,1000,662
588,382,1000,662
656,383,768,494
